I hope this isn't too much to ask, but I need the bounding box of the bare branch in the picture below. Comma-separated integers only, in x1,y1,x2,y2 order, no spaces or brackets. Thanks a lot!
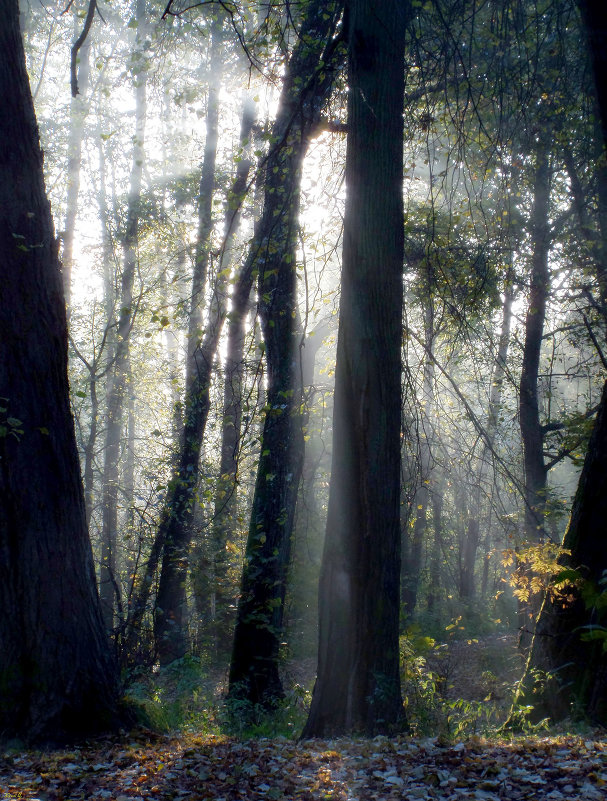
70,0,97,98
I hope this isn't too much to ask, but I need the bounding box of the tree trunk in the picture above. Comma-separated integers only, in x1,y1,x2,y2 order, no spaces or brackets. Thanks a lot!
302,0,408,737
507,0,607,726
517,130,551,646
198,95,258,656
460,271,514,600
99,0,148,630
426,476,444,616
154,88,254,665
512,381,607,723
0,0,121,743
519,130,551,544
228,0,343,707
402,283,435,620
61,13,91,310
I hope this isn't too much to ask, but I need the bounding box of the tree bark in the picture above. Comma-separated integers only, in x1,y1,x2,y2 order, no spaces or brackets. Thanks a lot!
302,0,408,737
507,0,607,726
511,381,607,723
228,0,344,707
519,130,551,545
0,0,121,743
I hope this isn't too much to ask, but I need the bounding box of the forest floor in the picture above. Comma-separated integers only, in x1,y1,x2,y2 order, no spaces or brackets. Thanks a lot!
1,636,606,800
2,730,607,801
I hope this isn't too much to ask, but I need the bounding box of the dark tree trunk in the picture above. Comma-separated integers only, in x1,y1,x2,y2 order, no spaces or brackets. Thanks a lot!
228,0,343,707
512,381,607,723
200,100,257,654
302,0,408,738
519,131,551,545
508,0,607,726
517,131,551,647
0,0,121,743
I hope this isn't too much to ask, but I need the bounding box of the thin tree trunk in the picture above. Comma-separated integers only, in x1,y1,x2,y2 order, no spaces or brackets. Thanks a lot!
519,131,551,544
100,0,148,630
402,288,435,620
196,95,257,656
460,271,514,599
517,130,551,646
426,476,444,616
61,14,91,310
153,84,255,665
228,0,343,706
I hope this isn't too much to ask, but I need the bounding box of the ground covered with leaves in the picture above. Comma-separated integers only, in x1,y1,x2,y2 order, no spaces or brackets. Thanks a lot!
2,731,607,801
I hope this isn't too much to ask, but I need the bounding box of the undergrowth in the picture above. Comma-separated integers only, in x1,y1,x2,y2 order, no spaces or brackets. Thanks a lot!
124,657,311,739
400,628,531,740
124,630,537,742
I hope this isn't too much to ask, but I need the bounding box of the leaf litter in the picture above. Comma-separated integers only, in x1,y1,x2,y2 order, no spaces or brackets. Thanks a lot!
2,732,607,800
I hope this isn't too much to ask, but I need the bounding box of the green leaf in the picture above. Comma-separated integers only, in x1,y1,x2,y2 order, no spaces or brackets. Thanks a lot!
553,568,581,585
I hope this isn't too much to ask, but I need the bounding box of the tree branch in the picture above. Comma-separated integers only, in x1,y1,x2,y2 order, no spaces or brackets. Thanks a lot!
70,0,97,97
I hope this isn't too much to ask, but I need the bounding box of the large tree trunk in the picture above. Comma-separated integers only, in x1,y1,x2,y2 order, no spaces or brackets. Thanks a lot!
228,0,343,707
0,0,121,743
302,0,408,738
507,0,607,726
512,381,607,723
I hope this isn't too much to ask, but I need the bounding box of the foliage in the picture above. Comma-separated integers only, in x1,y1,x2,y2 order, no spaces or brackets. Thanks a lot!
0,400,23,441
124,656,220,734
223,682,311,738
400,629,518,741
503,543,571,604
